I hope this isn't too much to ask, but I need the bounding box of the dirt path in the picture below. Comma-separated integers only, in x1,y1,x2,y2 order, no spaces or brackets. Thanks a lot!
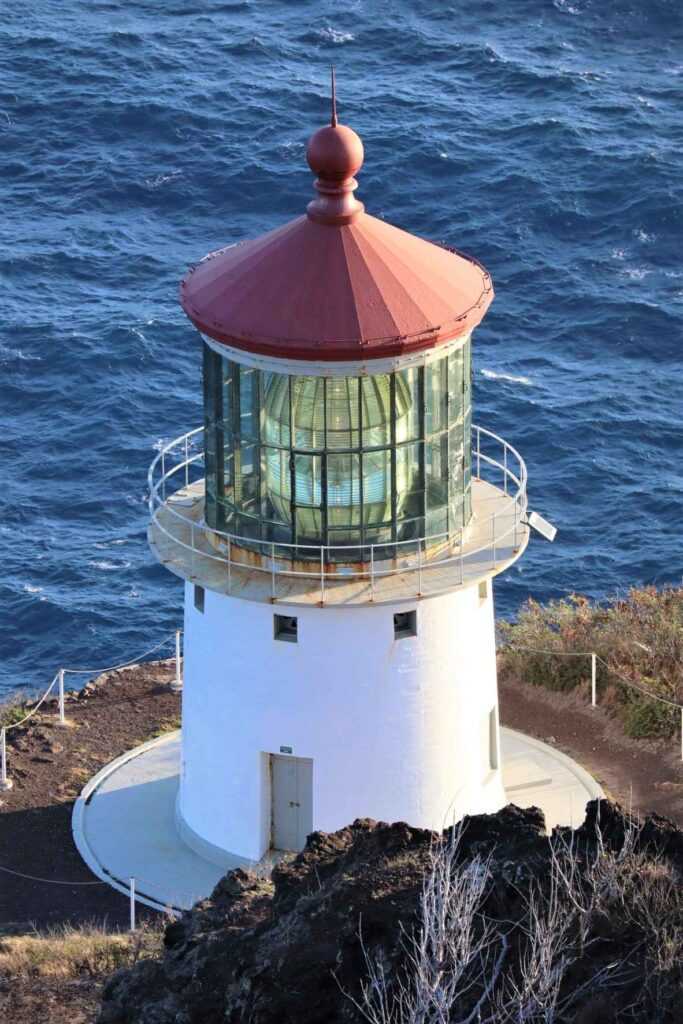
1,658,681,940
0,660,180,934
499,673,683,827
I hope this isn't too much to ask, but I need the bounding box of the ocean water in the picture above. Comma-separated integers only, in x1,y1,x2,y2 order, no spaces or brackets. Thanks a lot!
1,0,682,697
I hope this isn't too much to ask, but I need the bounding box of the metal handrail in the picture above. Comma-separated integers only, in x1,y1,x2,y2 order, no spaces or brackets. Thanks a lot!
148,425,528,595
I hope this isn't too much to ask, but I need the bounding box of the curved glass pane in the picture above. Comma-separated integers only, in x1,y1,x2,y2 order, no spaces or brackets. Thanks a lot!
202,338,473,558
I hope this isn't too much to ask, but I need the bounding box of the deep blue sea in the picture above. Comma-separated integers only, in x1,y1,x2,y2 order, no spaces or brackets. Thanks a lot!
1,0,682,697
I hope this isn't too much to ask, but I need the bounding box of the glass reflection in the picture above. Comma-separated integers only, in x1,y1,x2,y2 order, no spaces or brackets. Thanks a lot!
202,338,472,559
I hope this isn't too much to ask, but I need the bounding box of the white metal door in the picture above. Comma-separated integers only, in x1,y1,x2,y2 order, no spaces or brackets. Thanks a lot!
271,755,313,851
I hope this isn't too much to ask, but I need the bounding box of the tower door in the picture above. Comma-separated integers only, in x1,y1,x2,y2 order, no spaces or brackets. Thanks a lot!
271,755,313,852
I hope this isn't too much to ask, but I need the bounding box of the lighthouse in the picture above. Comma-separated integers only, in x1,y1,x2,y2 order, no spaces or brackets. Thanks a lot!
148,91,530,867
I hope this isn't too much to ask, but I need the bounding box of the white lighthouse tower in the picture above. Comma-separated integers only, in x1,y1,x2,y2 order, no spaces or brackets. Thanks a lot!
148,95,530,867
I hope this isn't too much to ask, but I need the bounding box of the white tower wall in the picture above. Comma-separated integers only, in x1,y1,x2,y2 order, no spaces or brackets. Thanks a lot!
178,582,505,864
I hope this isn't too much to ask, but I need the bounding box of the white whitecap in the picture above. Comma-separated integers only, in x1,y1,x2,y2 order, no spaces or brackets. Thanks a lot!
88,559,131,571
0,344,42,364
145,169,183,189
23,584,43,594
316,26,354,43
481,368,532,386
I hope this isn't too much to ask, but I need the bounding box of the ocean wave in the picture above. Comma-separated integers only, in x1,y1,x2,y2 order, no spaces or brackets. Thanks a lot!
480,369,533,386
312,26,354,44
88,560,132,572
0,344,42,364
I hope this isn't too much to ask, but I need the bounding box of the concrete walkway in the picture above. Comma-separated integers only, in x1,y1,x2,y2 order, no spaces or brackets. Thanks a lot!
73,729,603,912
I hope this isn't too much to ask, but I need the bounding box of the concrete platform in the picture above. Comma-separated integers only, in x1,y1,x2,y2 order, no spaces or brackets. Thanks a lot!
72,729,603,913
149,477,529,606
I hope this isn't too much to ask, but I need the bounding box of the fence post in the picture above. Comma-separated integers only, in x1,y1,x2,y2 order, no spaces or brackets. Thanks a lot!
57,669,66,725
680,708,683,763
591,653,597,707
0,729,12,791
171,631,183,693
129,877,136,931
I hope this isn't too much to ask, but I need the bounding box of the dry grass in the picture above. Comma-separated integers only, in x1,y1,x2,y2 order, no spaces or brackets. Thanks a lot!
147,716,181,739
0,921,164,980
498,585,683,738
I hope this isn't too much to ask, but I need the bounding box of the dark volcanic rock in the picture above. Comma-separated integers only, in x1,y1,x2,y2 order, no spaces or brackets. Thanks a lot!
98,802,683,1024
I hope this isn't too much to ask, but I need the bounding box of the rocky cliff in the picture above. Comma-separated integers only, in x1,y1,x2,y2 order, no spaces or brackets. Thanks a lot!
99,802,682,1024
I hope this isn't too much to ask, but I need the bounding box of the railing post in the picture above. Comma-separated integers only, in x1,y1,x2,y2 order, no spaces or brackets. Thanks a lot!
491,513,496,567
591,653,597,707
370,544,375,601
171,630,183,693
0,729,12,791
184,435,189,488
161,452,166,502
271,542,276,600
320,547,325,606
417,538,423,596
503,444,508,495
129,877,136,931
513,496,518,551
227,536,232,594
58,669,66,725
476,426,481,479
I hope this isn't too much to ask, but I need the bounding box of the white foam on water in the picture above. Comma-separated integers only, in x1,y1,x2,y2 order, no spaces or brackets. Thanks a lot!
88,560,132,571
316,26,354,43
0,344,42,364
481,368,532,386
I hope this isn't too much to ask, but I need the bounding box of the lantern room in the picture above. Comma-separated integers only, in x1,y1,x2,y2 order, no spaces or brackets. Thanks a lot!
201,340,473,559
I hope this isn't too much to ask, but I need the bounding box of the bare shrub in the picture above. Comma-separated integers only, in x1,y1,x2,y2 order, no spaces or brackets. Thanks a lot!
345,813,681,1023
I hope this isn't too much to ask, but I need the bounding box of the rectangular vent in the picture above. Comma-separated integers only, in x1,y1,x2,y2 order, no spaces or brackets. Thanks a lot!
394,610,417,640
274,614,298,643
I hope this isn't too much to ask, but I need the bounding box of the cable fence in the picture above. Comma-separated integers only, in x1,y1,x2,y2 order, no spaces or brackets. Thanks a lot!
501,643,683,761
0,630,183,792
0,861,193,925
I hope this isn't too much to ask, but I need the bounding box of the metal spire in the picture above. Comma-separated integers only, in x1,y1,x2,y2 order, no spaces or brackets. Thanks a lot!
330,66,338,127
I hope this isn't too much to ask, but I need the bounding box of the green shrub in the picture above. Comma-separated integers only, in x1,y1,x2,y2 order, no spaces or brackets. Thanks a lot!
498,586,683,740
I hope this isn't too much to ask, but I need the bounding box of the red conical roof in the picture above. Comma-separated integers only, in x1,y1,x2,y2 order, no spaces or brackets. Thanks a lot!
180,96,493,363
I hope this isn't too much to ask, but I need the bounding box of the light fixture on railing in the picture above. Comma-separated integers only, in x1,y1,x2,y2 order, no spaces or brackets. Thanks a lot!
526,510,557,543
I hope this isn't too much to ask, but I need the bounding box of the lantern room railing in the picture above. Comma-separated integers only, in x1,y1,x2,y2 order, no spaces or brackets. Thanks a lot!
147,425,528,601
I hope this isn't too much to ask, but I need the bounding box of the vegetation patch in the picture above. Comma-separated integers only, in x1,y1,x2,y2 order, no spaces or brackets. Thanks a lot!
0,922,162,979
0,692,32,729
498,585,683,738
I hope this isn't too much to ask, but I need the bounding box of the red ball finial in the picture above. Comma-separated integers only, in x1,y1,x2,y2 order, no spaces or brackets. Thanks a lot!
306,68,365,225
306,123,364,182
